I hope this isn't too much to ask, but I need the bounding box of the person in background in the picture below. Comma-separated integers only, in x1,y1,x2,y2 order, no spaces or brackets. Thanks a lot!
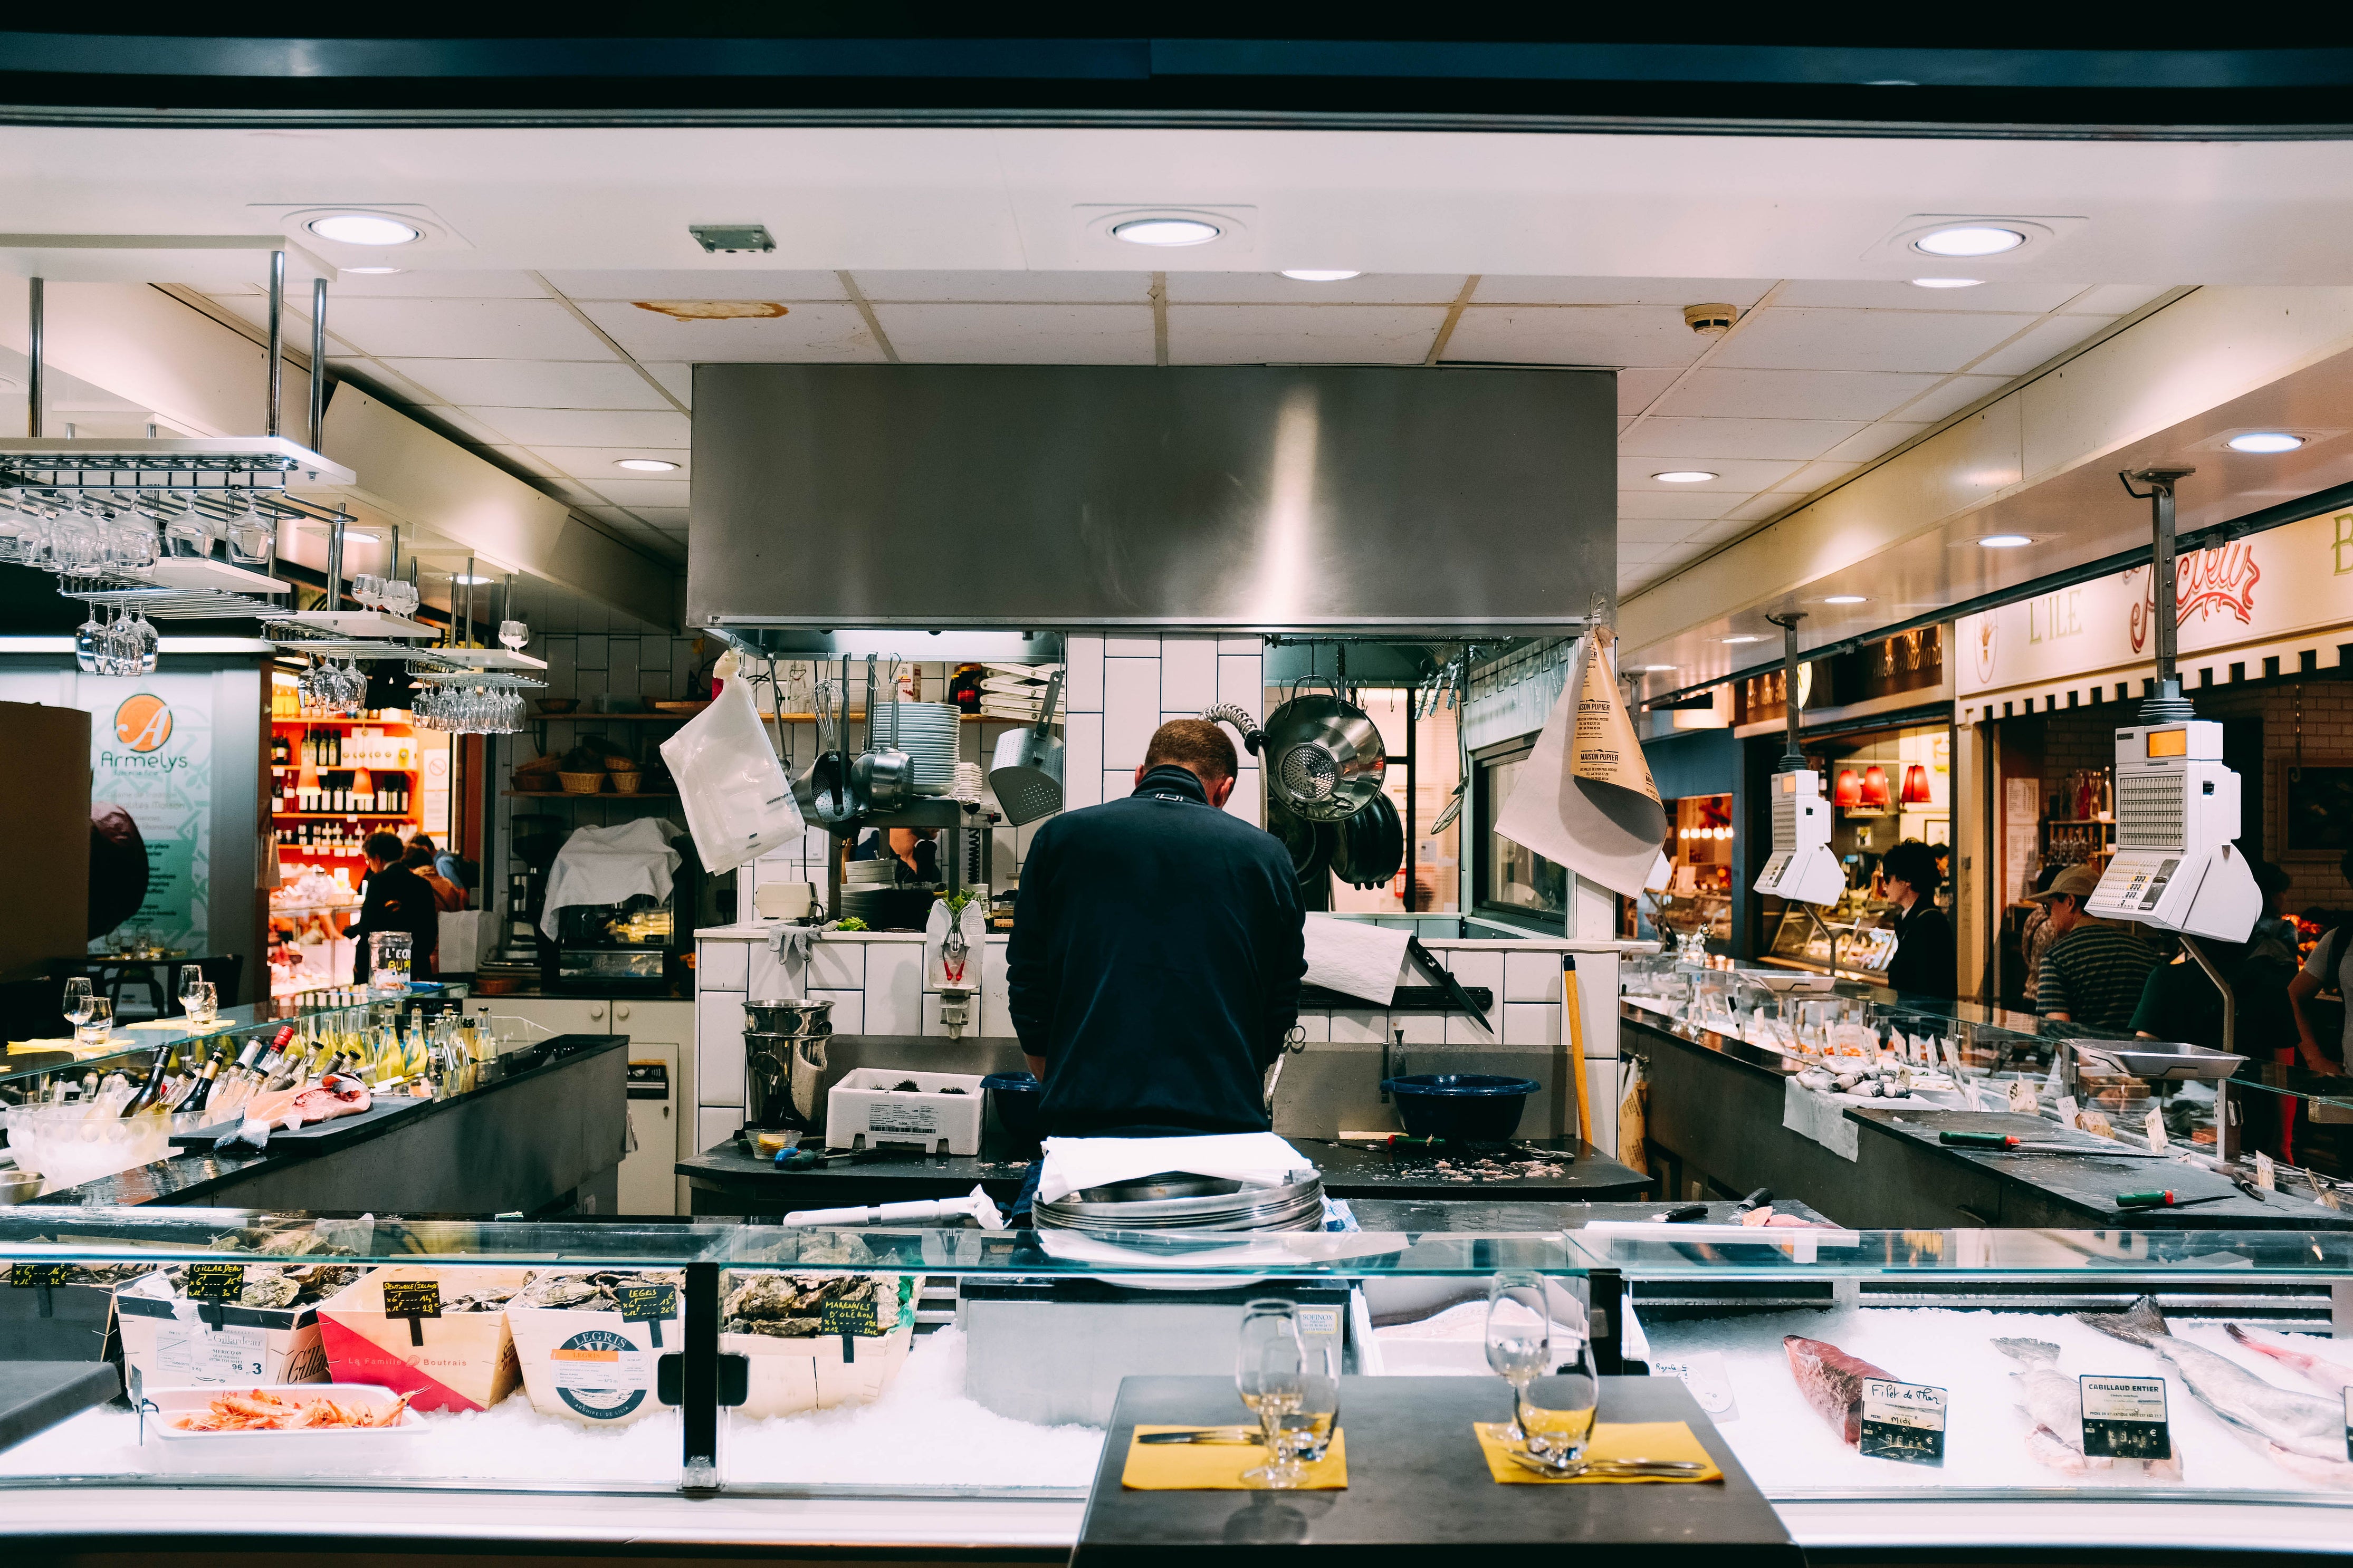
350,831,439,984
412,832,477,903
850,826,940,882
1880,839,1956,998
2018,862,2066,1005
2135,860,2302,1161
2287,850,2353,1079
403,842,466,913
2030,863,2160,1030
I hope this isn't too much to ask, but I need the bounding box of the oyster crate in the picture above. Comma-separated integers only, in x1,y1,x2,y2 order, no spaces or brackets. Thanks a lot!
114,1271,328,1388
318,1266,527,1413
721,1272,914,1419
825,1069,986,1155
508,1271,684,1429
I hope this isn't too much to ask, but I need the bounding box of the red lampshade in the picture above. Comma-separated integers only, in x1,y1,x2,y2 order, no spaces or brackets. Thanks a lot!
1901,763,1933,805
1833,768,1862,808
1859,764,1891,808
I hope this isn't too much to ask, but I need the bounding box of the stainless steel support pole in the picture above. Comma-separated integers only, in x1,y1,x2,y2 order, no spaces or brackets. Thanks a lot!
1765,612,1807,772
25,276,42,438
2180,934,2238,1159
461,555,475,646
308,277,327,453
387,525,399,584
2122,467,2197,722
324,513,347,615
266,251,285,439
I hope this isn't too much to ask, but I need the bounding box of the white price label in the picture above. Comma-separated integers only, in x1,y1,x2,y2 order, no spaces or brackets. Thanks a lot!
2144,1107,2169,1153
1859,1378,1946,1466
2057,1095,2080,1129
1295,1307,1340,1338
2081,1374,2171,1460
549,1347,651,1392
2006,1080,2040,1115
1651,1351,1740,1419
155,1324,269,1383
2255,1150,2277,1191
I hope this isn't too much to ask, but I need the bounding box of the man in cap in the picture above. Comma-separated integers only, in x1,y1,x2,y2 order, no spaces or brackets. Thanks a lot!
2030,862,2160,1031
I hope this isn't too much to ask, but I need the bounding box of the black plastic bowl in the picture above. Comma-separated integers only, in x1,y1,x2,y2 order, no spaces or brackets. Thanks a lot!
981,1071,1045,1155
1379,1073,1541,1141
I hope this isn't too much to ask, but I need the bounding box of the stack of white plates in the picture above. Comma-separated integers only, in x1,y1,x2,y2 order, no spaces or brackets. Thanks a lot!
881,702,963,793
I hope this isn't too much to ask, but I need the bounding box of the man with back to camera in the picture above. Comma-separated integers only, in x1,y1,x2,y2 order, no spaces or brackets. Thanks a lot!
1005,719,1307,1215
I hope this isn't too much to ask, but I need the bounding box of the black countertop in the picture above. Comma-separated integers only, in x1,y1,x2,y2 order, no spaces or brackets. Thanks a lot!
0,1362,119,1454
50,1035,628,1207
1073,1374,1795,1567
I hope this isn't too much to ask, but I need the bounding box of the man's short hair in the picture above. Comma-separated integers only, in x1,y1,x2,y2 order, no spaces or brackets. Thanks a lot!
363,831,406,864
1143,719,1238,783
408,833,435,853
400,844,436,870
1882,839,1943,897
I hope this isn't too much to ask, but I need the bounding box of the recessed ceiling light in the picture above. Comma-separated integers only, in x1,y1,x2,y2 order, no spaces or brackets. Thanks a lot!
2227,431,2304,454
1723,634,1765,644
342,266,405,276
1280,270,1361,282
1112,218,1221,247
1978,534,2033,548
307,213,421,246
1652,470,1717,484
1914,225,2026,258
1823,594,1867,604
615,458,680,472
1910,277,1983,289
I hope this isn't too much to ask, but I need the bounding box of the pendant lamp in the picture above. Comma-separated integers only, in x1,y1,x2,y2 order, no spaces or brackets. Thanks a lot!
1901,763,1933,805
1860,764,1891,809
1833,769,1862,809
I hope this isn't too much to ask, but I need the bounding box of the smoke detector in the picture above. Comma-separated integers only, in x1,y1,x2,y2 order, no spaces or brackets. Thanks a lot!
1684,303,1738,337
689,224,776,254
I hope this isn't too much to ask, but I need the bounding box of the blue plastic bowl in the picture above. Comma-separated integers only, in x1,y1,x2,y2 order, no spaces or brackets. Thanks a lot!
1379,1073,1541,1141
981,1071,1045,1154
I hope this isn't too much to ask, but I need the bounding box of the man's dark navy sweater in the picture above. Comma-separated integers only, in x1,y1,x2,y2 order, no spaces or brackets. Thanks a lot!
1006,765,1306,1139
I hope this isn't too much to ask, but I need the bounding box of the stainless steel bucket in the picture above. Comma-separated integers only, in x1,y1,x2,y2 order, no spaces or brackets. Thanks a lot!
744,1028,830,1130
744,997,836,1035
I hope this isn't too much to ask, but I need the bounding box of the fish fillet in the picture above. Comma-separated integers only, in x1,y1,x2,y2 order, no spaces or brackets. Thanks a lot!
2081,1296,2343,1461
2226,1324,2353,1396
1783,1334,1896,1447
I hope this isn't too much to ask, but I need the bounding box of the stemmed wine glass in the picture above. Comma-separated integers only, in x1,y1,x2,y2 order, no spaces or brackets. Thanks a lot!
73,605,106,673
1235,1300,1308,1489
499,619,529,651
1485,1271,1553,1443
62,977,94,1033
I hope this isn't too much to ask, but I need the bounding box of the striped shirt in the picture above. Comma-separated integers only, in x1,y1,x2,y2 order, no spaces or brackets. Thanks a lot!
2035,922,2161,1031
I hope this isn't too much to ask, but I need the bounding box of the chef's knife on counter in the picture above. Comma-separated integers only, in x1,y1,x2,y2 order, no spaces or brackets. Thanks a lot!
1136,1427,1261,1445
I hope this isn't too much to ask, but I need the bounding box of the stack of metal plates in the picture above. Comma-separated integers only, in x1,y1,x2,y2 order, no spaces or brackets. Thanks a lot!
1035,1172,1325,1234
883,702,964,794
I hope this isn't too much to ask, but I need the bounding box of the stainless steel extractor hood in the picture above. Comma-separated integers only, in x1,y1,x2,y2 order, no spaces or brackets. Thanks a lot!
687,364,1613,636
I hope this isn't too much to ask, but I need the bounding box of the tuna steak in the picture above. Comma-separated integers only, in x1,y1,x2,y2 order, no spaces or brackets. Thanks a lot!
2081,1296,2344,1461
1783,1334,1897,1446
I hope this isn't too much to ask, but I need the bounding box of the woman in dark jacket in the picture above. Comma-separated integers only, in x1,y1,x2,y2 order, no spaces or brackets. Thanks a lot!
1881,838,1956,998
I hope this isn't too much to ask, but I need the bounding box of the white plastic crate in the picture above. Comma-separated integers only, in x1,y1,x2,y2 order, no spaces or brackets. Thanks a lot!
825,1068,986,1155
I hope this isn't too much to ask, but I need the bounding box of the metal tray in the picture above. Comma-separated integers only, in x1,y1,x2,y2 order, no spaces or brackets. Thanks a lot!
2067,1040,2246,1083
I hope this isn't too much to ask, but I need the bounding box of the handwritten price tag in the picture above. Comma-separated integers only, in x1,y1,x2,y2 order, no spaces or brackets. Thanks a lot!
183,1263,246,1302
1859,1378,1946,1466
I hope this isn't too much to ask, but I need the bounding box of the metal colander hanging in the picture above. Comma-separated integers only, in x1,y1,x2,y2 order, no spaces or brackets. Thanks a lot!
1277,744,1340,805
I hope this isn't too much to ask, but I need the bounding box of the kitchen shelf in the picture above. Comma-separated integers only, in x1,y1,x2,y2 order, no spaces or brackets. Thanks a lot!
273,764,416,772
503,790,680,799
532,710,697,722
271,813,420,821
271,716,416,726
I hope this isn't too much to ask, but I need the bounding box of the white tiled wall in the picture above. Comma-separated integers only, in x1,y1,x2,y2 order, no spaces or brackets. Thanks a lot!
1070,632,1264,828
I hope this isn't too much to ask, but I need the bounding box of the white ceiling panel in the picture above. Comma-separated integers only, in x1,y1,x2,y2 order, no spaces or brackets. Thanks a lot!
2066,283,2175,316
541,269,845,301
404,403,522,447
1779,458,1866,493
854,271,1151,302
640,364,694,405
380,358,670,409
1164,273,1467,305
576,299,882,361
328,270,551,299
1617,416,1867,461
1615,365,1681,413
461,406,692,447
526,445,690,476
1821,422,1933,464
580,477,692,508
1443,306,1705,368
631,507,691,530
1476,277,1776,308
1712,308,2038,374
874,303,1155,363
320,298,617,361
1965,314,2118,378
1616,492,1737,520
1618,520,1709,545
1168,304,1445,364
1769,280,2088,313
1618,455,1807,492
1892,374,2012,422
1660,368,1951,421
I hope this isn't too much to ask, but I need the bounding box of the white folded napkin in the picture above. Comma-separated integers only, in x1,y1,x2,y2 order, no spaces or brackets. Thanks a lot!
1301,917,1413,1005
1037,1132,1316,1206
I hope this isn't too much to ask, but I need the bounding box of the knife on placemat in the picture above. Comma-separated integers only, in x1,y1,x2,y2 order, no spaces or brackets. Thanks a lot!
1136,1427,1260,1445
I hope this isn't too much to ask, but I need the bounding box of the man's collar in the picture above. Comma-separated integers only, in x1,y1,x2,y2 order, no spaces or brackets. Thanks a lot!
1137,764,1209,803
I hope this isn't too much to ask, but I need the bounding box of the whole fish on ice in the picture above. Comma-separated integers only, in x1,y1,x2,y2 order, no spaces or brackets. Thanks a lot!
1783,1334,1896,1447
2080,1296,2344,1461
1994,1336,2183,1479
2226,1324,2353,1396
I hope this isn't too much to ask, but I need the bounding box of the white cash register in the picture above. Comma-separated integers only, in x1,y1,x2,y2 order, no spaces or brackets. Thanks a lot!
2086,720,2260,941
1753,768,1845,906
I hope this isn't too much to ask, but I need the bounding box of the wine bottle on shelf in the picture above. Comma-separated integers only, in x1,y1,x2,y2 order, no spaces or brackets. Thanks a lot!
118,1043,176,1117
177,1052,225,1116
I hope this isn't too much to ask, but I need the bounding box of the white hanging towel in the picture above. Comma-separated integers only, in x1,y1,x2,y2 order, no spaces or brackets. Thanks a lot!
540,818,683,938
1301,917,1412,1006
1493,629,1670,899
1037,1132,1317,1206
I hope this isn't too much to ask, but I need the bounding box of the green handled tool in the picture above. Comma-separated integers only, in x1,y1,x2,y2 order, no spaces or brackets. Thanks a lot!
1939,1130,2165,1158
2116,1189,2233,1210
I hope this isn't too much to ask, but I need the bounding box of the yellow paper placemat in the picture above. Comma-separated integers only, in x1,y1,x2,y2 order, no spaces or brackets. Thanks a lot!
127,1018,232,1033
1122,1427,1348,1490
7,1038,120,1057
1473,1420,1722,1484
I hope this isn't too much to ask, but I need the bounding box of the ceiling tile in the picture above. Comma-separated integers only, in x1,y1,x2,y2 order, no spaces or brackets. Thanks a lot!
1443,305,1704,368
1619,456,1807,492
525,445,689,478
1891,374,2010,421
541,269,845,301
1616,365,1682,414
580,477,691,508
630,507,691,529
1820,422,1932,464
1720,492,1808,523
1770,280,2086,312
1476,277,1775,308
1615,491,1737,520
639,363,693,405
575,299,882,362
1168,304,1445,364
1712,308,2037,374
397,402,514,446
1164,273,1467,305
1965,314,2116,378
1660,368,1949,421
1617,416,1867,461
382,358,670,409
1780,459,1864,493
229,271,548,300
319,298,615,360
874,303,1155,364
854,271,1151,303
2066,283,2173,315
1618,520,1708,545
458,407,692,448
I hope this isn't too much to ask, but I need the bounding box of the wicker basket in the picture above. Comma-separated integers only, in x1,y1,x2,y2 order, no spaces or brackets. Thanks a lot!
608,769,645,795
557,771,607,795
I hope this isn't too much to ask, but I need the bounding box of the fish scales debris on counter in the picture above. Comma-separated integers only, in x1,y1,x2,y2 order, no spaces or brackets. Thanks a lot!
1393,1141,1574,1184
